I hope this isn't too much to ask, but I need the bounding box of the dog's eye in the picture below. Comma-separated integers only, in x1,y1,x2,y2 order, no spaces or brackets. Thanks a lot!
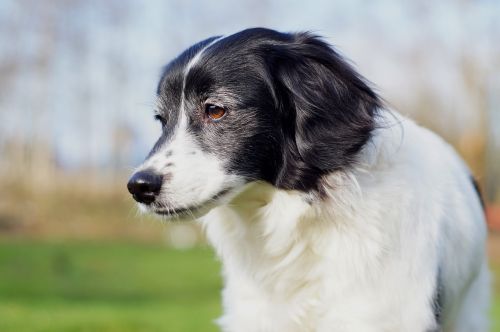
154,114,167,126
205,104,226,120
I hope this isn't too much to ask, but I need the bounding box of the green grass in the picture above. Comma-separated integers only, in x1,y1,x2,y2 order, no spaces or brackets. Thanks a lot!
0,240,499,331
0,241,222,332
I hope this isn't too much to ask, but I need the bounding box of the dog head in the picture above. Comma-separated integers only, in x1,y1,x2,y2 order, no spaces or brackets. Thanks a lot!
127,28,380,218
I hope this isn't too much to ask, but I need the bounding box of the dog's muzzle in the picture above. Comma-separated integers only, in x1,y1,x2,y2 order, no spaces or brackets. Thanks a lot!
127,170,162,205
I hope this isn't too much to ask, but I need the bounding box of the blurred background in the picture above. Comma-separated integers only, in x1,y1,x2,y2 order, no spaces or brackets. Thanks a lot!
0,0,499,331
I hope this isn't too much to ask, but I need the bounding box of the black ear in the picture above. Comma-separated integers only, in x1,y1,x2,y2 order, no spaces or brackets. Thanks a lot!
267,32,381,191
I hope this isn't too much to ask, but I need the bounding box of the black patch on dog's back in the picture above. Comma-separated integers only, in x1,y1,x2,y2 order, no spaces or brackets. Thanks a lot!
470,175,485,209
432,272,444,329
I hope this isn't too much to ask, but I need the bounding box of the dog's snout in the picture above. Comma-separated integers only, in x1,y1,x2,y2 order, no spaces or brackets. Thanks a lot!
127,170,163,205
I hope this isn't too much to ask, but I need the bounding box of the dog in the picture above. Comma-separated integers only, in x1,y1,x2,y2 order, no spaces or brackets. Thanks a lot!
127,28,489,332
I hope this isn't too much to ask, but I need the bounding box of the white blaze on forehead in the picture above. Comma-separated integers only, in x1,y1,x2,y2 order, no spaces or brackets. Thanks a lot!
146,35,225,169
138,35,244,210
182,36,224,91
179,35,224,127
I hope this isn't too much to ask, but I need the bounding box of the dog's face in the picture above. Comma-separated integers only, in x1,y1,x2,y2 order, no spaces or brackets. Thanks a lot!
127,28,380,218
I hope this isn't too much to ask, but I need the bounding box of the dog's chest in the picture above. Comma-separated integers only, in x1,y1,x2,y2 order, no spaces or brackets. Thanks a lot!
206,216,388,332
201,186,410,331
202,191,327,330
215,226,328,332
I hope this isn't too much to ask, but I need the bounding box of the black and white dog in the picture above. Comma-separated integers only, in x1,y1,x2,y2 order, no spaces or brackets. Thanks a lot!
127,28,489,331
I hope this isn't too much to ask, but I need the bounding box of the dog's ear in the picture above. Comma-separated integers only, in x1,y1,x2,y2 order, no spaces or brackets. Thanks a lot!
267,33,381,191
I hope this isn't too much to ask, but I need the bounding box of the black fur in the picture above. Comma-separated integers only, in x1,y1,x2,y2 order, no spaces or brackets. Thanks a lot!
470,175,485,209
154,28,381,192
432,271,444,329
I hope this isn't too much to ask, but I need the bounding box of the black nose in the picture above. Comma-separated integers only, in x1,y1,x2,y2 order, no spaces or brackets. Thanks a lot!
127,170,163,205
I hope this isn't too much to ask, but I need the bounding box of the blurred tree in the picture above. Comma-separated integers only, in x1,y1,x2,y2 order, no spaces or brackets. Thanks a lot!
0,0,498,199
486,75,500,203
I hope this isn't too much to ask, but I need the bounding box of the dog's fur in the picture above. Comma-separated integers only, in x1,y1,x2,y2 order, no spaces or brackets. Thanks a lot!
128,28,489,331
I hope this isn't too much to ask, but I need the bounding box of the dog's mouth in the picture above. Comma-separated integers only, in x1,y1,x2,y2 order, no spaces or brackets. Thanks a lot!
150,188,232,218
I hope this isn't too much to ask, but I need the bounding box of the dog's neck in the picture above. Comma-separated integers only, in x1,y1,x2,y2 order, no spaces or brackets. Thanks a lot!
201,124,392,297
202,177,363,291
209,182,312,249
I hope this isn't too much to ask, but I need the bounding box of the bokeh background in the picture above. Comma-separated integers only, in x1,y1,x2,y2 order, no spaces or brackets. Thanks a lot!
0,0,499,331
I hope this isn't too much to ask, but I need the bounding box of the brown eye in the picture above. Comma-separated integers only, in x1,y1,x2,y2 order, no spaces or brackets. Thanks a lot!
205,104,226,120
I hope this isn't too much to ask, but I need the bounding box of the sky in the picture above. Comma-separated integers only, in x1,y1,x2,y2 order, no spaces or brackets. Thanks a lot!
0,0,499,171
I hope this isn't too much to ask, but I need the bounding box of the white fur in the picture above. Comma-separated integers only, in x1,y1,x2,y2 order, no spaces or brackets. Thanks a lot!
200,111,489,332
